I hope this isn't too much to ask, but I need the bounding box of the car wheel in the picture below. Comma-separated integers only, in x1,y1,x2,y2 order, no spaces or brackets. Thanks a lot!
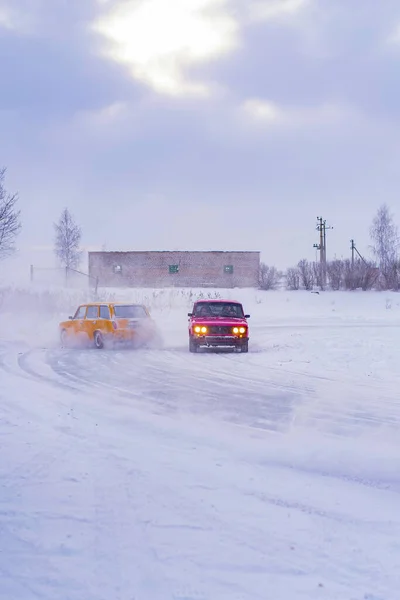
60,329,68,348
94,331,104,349
189,337,198,353
240,341,249,353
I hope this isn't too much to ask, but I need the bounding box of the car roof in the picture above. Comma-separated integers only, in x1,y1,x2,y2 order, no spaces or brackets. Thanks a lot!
79,302,102,306
79,302,145,307
194,299,241,304
110,302,145,306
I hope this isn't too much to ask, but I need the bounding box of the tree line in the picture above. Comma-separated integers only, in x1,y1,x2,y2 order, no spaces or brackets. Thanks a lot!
259,259,378,291
259,205,400,292
1,165,399,290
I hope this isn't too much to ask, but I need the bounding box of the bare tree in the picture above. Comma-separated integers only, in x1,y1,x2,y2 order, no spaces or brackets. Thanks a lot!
343,259,357,291
298,259,314,290
370,204,399,289
343,258,377,291
54,208,82,270
326,259,344,291
312,261,326,291
286,266,300,290
0,167,21,259
259,263,281,290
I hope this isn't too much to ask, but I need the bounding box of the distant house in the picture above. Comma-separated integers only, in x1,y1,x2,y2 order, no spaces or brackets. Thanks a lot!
88,250,260,288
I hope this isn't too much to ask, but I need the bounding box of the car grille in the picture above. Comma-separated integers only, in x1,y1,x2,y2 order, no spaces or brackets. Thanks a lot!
208,326,232,335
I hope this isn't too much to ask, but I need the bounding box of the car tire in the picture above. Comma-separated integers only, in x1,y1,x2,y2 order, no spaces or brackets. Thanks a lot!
240,341,249,353
189,337,198,353
94,331,104,350
60,329,68,348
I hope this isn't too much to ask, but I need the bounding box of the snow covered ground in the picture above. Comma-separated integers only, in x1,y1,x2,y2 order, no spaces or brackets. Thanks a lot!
1,286,400,599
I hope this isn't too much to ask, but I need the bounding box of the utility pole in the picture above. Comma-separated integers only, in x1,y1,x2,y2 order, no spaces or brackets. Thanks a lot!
350,239,355,267
350,239,367,265
313,217,333,286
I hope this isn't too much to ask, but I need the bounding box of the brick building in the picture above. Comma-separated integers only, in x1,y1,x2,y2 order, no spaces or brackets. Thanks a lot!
88,251,260,288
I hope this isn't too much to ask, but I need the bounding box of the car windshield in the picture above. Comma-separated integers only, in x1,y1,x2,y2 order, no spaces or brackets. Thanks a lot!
113,305,147,319
194,302,244,318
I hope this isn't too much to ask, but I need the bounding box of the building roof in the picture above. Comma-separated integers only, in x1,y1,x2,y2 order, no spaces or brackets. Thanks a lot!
89,250,260,255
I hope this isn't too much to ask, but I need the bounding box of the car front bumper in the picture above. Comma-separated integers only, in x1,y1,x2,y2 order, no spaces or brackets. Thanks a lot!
195,335,248,347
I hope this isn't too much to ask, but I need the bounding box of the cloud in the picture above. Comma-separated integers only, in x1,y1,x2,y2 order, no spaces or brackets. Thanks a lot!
241,98,282,122
386,23,400,46
240,97,353,129
0,1,93,36
3,0,400,270
91,0,312,98
0,6,13,29
92,0,239,97
247,0,310,23
0,0,141,119
79,101,129,127
0,4,32,33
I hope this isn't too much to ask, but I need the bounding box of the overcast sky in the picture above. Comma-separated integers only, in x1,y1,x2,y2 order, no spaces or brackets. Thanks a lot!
2,0,400,278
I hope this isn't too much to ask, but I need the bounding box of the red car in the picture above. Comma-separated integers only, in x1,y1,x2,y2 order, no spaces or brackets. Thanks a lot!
188,299,250,353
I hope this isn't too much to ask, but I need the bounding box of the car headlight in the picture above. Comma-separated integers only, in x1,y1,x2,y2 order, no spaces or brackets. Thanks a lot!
233,326,246,335
194,326,207,334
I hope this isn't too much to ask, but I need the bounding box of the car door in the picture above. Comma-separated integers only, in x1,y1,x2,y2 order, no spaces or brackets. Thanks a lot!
84,305,99,341
71,305,87,337
99,304,113,335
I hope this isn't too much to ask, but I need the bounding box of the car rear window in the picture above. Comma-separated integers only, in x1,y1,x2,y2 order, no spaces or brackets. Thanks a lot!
113,305,147,318
194,302,244,318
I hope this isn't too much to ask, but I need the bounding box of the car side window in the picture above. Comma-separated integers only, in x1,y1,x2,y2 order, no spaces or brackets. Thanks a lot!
99,305,110,320
86,306,98,319
74,306,86,319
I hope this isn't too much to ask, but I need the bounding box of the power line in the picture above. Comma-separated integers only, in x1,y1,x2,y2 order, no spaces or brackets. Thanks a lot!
350,239,367,265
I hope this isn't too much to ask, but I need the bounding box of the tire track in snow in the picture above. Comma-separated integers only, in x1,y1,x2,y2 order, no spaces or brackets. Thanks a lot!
16,349,79,393
6,339,400,439
0,342,81,394
45,347,301,433
199,350,400,436
9,332,400,439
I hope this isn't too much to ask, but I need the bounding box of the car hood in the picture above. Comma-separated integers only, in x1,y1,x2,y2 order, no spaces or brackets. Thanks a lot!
191,317,247,327
59,320,71,328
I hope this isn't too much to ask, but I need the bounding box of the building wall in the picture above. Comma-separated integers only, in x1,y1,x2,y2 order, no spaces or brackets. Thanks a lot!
88,251,260,288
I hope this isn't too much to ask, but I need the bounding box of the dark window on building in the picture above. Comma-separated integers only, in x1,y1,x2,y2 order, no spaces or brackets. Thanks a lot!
169,264,179,274
224,265,234,274
99,305,111,320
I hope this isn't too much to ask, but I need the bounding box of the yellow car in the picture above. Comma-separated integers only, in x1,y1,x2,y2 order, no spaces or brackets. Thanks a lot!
59,302,162,349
